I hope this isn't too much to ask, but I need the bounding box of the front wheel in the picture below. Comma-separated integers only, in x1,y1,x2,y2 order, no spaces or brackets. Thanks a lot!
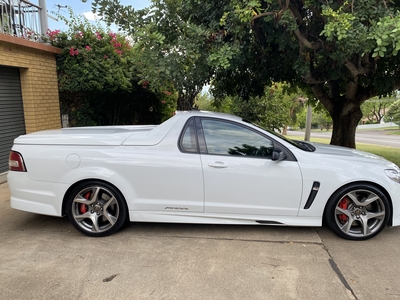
66,181,128,237
324,184,390,240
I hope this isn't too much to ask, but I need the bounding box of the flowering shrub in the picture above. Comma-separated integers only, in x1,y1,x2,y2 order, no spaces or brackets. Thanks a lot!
47,29,60,40
159,87,177,121
50,8,176,126
69,47,79,56
49,13,133,93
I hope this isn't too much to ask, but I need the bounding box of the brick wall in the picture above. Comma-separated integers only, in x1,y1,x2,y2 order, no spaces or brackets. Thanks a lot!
0,33,61,133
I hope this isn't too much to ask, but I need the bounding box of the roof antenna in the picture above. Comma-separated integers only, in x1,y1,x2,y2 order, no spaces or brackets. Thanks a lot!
55,4,68,14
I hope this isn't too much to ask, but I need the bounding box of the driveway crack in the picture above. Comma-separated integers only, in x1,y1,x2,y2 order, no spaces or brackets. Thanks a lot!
323,244,358,300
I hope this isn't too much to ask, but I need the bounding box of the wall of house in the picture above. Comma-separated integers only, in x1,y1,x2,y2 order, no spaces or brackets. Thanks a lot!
0,33,61,133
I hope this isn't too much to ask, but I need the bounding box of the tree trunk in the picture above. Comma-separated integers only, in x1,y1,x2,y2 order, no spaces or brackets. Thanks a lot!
177,94,193,111
330,105,363,148
176,87,202,111
282,124,288,135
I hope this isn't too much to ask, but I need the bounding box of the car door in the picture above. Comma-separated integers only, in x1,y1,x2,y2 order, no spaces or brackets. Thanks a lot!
198,118,303,216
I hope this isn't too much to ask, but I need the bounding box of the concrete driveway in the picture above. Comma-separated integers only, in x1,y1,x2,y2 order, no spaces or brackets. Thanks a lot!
1,182,400,300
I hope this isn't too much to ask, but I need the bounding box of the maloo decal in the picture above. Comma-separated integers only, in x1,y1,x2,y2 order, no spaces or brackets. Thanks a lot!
165,207,189,210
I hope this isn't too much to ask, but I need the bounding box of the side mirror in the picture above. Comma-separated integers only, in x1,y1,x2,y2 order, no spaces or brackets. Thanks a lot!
272,149,287,161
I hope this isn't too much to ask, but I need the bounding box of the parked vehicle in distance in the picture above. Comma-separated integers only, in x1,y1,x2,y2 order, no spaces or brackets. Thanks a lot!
8,111,400,240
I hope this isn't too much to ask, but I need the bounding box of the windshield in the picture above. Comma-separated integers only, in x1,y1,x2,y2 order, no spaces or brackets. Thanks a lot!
266,129,316,151
246,122,316,152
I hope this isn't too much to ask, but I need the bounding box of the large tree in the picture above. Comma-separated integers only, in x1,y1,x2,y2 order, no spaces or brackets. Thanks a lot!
89,0,400,147
361,96,397,124
211,0,400,147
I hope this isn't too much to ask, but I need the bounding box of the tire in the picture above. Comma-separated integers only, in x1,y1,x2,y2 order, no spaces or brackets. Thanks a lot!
324,183,390,240
66,181,128,237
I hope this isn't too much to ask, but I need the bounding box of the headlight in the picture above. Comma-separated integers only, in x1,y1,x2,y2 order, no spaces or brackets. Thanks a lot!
385,169,400,184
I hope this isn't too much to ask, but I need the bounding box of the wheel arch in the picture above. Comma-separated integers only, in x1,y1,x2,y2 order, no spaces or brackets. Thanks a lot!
323,180,393,226
61,178,129,219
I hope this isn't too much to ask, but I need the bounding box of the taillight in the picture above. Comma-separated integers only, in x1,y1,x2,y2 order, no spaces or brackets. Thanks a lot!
9,151,27,172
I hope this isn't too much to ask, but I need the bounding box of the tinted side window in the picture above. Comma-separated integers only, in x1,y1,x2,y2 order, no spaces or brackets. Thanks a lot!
180,118,198,153
201,119,274,158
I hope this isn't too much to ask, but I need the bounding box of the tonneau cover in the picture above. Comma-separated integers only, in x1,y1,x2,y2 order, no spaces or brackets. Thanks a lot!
13,125,157,146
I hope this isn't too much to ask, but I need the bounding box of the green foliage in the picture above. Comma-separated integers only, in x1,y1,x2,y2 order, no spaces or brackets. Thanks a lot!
295,103,332,130
320,4,356,42
385,100,400,126
50,8,133,93
90,0,214,109
297,109,307,129
50,8,176,126
70,99,97,126
361,95,397,124
208,44,241,69
230,89,291,132
317,0,400,58
312,110,333,130
194,92,217,111
221,0,263,24
58,83,173,127
211,0,400,93
199,82,305,132
208,0,400,147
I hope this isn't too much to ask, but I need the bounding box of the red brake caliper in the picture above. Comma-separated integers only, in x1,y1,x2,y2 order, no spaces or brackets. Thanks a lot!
79,191,91,214
338,197,349,224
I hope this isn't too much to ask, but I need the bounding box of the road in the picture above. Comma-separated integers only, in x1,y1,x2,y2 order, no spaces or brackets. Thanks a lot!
1,182,400,300
287,129,400,148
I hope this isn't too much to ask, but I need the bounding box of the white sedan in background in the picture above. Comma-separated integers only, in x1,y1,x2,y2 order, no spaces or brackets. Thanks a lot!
7,111,400,240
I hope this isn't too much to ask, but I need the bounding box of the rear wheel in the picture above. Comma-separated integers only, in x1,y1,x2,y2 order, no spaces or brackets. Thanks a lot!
325,184,390,240
67,181,127,237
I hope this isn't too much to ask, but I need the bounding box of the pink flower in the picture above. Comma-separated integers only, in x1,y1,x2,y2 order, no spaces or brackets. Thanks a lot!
85,45,91,51
95,32,103,40
161,100,166,105
163,91,172,96
113,42,122,48
104,55,109,59
115,49,122,55
142,80,149,89
47,29,60,40
69,47,79,56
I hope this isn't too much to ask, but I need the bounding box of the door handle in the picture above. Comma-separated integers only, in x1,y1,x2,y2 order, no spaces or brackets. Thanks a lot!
208,161,228,168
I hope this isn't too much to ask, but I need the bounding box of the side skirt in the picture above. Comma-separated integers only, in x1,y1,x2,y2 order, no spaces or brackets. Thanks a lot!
129,211,322,227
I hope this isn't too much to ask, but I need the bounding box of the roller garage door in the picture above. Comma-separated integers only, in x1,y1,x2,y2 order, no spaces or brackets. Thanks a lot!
0,66,26,178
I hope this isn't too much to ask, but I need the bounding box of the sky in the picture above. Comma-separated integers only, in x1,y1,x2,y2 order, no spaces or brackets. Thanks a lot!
43,0,151,31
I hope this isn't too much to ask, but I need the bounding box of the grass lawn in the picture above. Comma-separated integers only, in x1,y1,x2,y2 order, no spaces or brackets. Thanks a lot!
308,137,400,167
385,130,400,135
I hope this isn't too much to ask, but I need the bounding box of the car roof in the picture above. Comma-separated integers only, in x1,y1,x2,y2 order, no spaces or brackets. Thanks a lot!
175,110,243,122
